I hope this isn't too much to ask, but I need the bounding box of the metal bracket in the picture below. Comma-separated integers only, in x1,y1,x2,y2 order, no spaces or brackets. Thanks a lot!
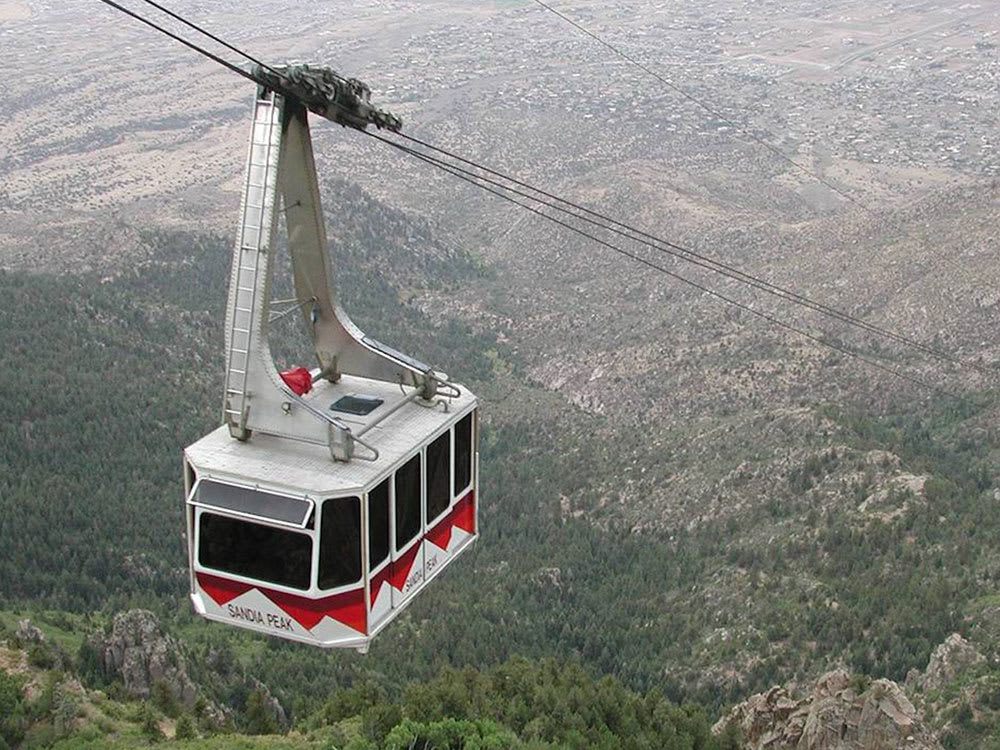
254,64,402,132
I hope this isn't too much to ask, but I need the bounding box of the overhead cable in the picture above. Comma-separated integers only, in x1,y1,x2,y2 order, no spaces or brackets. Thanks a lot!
89,0,972,390
393,132,963,367
366,131,941,393
135,0,288,81
528,0,870,212
95,0,258,83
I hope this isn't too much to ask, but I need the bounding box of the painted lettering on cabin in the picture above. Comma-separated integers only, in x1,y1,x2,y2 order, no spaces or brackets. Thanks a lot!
403,566,424,594
226,604,294,632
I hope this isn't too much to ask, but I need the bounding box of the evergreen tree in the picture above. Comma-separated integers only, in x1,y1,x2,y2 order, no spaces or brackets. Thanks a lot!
245,689,279,735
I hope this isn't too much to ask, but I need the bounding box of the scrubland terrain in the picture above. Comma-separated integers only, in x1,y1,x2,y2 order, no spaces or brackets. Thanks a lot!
2,0,1000,747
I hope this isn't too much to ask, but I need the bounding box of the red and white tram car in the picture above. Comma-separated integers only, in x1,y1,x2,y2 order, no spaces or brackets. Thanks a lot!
183,69,478,650
184,380,477,650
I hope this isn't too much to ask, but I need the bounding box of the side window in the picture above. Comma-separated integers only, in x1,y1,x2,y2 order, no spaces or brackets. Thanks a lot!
318,497,361,589
394,454,422,549
369,479,390,571
426,431,451,522
454,411,474,496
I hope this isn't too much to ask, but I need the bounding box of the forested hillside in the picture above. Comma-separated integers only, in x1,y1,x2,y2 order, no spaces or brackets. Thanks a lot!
0,610,729,749
0,164,998,750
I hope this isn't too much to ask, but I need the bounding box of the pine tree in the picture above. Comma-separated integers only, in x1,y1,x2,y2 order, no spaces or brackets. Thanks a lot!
245,689,278,735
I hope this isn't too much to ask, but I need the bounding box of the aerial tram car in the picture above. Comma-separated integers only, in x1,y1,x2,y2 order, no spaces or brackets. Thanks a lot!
183,66,478,651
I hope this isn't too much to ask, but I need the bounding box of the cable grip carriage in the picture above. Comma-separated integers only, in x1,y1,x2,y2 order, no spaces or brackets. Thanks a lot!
183,66,478,651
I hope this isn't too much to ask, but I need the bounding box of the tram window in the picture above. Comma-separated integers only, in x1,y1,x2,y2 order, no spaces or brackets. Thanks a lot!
395,454,422,549
369,479,390,571
426,431,451,521
199,513,311,590
454,412,473,495
319,497,361,589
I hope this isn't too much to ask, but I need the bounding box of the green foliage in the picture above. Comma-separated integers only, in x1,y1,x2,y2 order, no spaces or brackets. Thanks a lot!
137,701,163,742
53,686,80,739
361,702,402,744
385,717,519,750
318,657,720,749
174,714,196,740
245,689,279,735
345,737,377,750
0,671,23,719
150,679,180,719
0,671,26,747
3,214,999,744
322,681,386,724
75,641,107,689
716,720,742,750
28,644,56,670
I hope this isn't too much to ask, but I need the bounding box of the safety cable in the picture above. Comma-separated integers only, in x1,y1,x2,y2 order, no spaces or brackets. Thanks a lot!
391,131,965,368
528,0,870,212
366,131,944,393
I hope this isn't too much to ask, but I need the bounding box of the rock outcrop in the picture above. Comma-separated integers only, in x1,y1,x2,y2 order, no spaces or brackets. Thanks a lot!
714,669,941,749
908,633,985,693
88,609,197,708
16,618,45,645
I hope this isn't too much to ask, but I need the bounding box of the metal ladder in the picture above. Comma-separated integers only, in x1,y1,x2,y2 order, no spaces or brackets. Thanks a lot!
223,96,281,438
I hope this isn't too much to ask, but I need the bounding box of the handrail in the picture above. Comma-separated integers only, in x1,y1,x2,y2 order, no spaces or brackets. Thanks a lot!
355,387,423,438
279,386,380,462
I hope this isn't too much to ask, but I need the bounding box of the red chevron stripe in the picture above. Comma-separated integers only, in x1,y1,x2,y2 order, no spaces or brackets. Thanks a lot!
453,490,475,534
265,587,366,633
426,513,454,551
196,572,367,634
389,542,421,591
197,572,252,605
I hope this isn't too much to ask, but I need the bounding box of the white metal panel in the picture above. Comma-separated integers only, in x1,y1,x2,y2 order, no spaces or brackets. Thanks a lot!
187,374,476,498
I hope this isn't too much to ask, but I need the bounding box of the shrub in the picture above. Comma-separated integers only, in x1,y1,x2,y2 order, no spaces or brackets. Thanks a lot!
175,714,196,740
137,701,163,742
151,679,180,718
27,645,55,670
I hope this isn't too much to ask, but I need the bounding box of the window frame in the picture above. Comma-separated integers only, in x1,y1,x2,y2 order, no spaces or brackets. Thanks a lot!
392,452,424,555
453,409,476,500
367,478,392,576
424,427,453,528
317,495,364,593
188,477,314,530
194,506,316,593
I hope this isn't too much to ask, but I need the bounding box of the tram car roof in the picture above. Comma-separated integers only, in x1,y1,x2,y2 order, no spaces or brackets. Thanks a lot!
186,373,478,497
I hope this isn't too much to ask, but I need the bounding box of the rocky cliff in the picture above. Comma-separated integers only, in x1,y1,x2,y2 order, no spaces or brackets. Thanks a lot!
713,669,941,750
87,609,198,708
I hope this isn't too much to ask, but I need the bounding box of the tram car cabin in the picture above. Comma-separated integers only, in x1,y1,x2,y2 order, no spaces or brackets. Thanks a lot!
183,69,479,651
184,385,478,651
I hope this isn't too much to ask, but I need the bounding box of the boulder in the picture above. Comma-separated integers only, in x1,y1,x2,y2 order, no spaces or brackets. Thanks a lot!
714,669,941,749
